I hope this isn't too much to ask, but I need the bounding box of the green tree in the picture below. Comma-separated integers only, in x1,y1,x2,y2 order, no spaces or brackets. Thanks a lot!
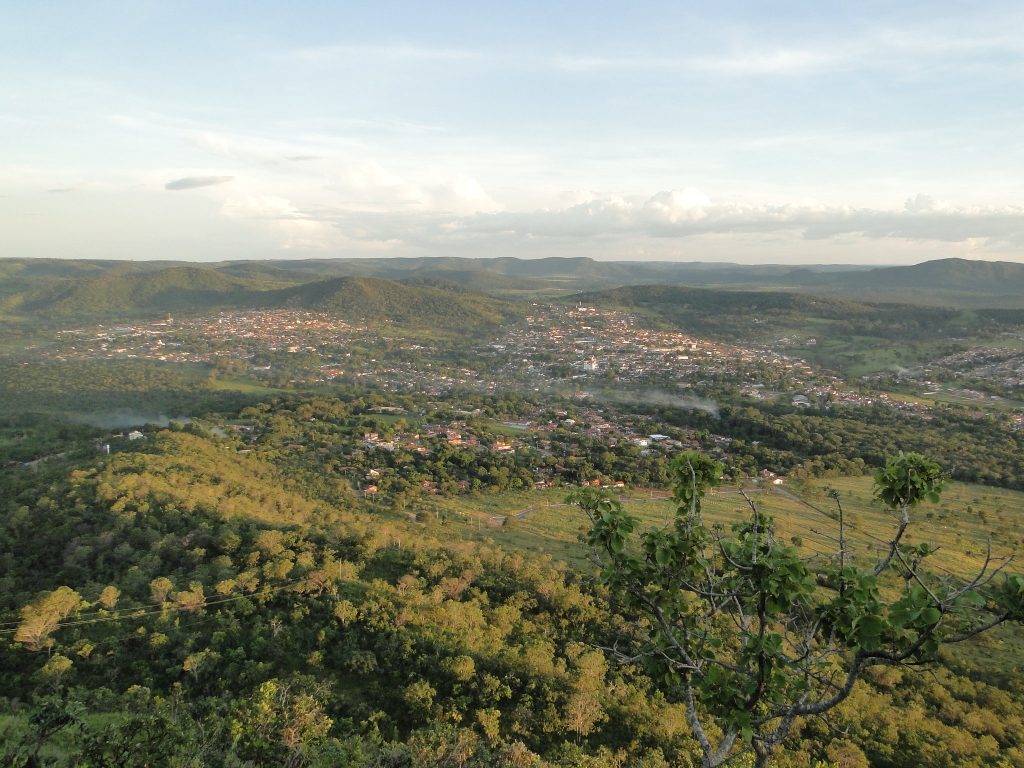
570,451,1024,768
229,679,332,768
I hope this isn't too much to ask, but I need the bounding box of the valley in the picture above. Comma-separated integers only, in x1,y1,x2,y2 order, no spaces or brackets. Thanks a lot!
2,256,1024,767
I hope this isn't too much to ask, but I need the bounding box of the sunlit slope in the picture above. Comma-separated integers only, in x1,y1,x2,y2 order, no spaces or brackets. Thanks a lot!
418,477,1023,579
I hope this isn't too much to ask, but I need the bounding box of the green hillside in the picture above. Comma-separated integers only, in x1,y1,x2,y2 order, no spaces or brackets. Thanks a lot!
1,404,1023,767
573,283,1024,374
5,256,1024,310
9,266,261,317
791,258,1024,308
0,266,525,335
273,275,524,331
570,282,931,344
431,479,1024,580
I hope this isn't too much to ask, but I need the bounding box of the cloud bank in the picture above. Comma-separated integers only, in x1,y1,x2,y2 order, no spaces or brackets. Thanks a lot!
165,175,235,191
283,190,1024,252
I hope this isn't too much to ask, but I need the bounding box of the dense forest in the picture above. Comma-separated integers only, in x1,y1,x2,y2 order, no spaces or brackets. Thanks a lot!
2,396,1023,767
1,267,523,333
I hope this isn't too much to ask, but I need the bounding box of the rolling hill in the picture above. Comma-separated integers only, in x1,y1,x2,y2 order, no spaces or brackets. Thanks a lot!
791,258,1024,307
0,266,525,334
7,266,262,317
571,284,880,337
571,283,1024,374
4,256,1024,312
271,275,523,330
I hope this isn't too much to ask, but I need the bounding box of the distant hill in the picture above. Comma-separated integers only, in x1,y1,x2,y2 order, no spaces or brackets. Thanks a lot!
189,256,867,295
271,275,522,331
9,266,260,317
402,269,548,294
4,256,1024,309
573,282,1024,336
571,284,879,339
0,266,523,334
788,258,1024,307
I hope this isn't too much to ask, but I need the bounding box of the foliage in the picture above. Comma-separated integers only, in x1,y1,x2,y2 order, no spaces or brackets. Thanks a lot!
1,399,1023,767
571,450,1023,767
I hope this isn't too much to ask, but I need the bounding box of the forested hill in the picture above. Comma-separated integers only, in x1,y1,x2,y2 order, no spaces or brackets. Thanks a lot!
5,255,1024,308
2,404,1024,766
271,275,523,330
788,257,1024,308
572,283,1024,343
0,266,524,332
9,266,261,317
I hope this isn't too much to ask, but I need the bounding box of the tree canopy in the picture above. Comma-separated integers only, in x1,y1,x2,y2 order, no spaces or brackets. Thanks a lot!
572,451,1024,767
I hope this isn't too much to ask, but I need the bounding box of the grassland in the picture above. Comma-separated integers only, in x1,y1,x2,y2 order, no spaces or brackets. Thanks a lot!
403,475,1024,579
409,475,1015,573
396,473,1024,676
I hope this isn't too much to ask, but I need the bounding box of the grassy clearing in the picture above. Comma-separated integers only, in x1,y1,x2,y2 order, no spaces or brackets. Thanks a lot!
206,376,286,395
398,474,1024,675
406,476,1024,580
890,386,1024,412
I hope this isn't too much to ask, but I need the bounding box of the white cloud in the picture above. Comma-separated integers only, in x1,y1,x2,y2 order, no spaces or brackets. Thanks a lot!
551,25,1024,78
642,188,713,222
165,175,234,191
688,47,844,76
295,190,1024,254
220,193,334,250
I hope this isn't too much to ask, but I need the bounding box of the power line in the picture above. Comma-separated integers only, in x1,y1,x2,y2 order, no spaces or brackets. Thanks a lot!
0,576,310,637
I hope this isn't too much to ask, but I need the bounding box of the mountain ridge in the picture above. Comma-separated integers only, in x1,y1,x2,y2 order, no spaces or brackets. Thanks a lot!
3,256,1024,311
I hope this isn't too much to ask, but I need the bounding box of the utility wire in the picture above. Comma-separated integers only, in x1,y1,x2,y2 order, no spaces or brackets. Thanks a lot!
0,576,311,637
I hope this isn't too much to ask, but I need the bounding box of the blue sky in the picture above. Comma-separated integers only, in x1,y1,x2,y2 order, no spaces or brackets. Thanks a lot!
3,1,1024,263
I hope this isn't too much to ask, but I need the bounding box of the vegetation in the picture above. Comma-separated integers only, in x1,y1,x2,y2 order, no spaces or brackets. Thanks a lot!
8,254,1024,306
0,266,524,335
572,451,1023,766
273,275,524,332
573,284,1024,376
2,255,1024,765
0,399,1022,767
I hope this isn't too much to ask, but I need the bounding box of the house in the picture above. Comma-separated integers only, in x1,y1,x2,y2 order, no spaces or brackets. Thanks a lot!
127,430,145,441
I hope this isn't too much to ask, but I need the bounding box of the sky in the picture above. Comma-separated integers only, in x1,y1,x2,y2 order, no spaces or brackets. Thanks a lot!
3,1,1024,265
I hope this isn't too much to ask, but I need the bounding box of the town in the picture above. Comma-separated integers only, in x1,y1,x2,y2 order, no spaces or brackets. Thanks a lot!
44,304,945,420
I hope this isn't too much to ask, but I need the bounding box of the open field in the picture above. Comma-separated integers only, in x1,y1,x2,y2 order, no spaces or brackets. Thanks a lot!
404,475,1024,579
397,473,1024,677
207,376,287,395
